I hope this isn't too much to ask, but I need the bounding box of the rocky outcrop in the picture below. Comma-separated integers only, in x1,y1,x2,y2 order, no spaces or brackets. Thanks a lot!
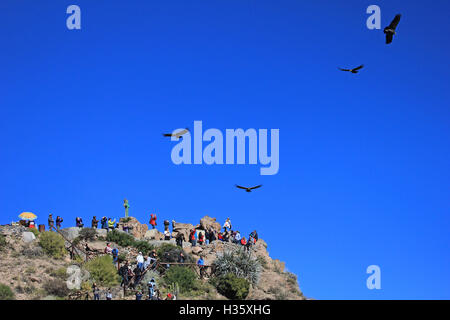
118,217,148,239
200,216,221,233
60,227,81,241
171,221,195,241
144,228,164,240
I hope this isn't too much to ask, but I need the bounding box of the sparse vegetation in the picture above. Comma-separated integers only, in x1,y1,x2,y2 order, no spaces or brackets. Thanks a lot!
50,267,67,280
78,228,97,241
0,284,15,300
43,279,70,297
38,232,67,259
0,234,7,251
22,246,44,258
85,255,120,286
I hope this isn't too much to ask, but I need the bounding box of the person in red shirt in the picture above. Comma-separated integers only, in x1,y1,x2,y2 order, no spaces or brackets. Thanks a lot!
189,229,197,247
149,214,157,229
240,237,247,246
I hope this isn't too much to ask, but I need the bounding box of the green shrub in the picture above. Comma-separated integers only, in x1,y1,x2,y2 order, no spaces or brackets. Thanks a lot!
212,250,261,285
43,279,70,297
85,255,120,286
157,243,192,263
213,273,249,300
39,232,67,259
163,266,197,294
134,240,155,254
78,228,97,241
106,230,135,247
0,234,6,251
0,284,15,300
50,267,67,280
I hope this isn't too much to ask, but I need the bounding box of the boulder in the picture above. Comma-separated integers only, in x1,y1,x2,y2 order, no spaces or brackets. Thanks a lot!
60,227,80,241
144,229,164,240
172,221,195,241
200,216,221,233
95,228,107,238
191,246,203,255
118,217,148,239
22,232,36,243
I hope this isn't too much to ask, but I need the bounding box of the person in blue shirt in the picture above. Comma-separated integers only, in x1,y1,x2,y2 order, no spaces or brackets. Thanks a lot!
197,256,206,279
112,247,119,265
135,291,143,300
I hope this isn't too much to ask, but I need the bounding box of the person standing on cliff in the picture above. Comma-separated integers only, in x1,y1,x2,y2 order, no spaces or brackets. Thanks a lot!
124,199,129,218
48,214,54,231
149,214,157,229
223,218,232,232
56,216,63,230
91,216,99,228
189,229,197,247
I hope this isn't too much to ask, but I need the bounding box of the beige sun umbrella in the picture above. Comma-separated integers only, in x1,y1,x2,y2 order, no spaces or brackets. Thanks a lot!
19,212,37,220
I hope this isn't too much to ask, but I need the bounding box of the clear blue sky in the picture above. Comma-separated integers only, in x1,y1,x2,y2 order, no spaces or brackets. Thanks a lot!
0,0,449,299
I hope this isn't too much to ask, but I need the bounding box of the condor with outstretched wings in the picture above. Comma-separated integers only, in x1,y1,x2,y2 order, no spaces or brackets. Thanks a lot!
384,14,401,44
235,184,263,192
338,65,364,74
163,128,189,139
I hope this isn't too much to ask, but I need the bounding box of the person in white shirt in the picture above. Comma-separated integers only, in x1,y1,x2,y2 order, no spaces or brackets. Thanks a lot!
136,252,144,271
164,229,171,240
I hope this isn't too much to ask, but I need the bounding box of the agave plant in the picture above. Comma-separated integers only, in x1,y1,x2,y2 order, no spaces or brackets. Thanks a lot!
212,249,261,285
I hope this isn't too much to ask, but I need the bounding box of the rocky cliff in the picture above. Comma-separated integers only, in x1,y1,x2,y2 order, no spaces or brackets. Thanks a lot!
0,217,305,300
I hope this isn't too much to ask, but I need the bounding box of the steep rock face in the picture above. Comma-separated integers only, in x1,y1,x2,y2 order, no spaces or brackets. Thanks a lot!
0,216,305,301
183,238,305,300
118,217,148,239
